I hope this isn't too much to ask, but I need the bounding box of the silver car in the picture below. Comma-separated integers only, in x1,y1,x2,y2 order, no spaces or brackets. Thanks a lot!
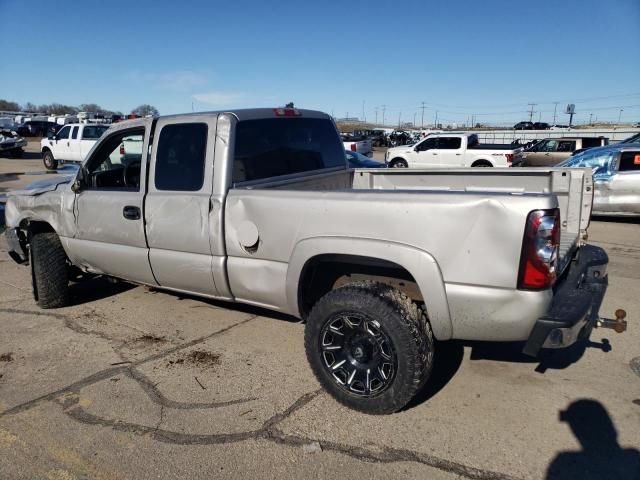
558,143,640,216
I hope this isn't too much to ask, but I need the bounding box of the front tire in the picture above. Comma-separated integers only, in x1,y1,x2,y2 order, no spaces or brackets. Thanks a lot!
42,150,58,170
390,158,408,168
305,281,434,414
30,232,70,308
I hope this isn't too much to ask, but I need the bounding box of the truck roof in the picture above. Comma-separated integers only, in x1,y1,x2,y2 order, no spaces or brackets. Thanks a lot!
159,108,332,122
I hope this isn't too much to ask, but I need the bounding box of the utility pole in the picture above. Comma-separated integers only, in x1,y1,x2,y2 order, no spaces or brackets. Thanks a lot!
420,101,426,128
552,102,559,124
374,107,378,125
538,111,541,122
381,105,387,126
413,112,416,127
527,103,537,122
434,110,438,128
618,108,624,124
589,113,593,125
398,112,402,128
362,100,365,122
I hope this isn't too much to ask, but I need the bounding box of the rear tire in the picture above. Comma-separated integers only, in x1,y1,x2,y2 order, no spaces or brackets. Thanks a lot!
390,158,408,168
42,150,58,170
30,232,69,308
305,281,434,414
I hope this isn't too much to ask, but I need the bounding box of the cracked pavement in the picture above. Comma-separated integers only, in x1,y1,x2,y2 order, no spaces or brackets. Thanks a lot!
0,191,639,478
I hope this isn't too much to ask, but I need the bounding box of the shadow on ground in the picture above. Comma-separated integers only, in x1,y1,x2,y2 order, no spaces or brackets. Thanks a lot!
546,399,640,479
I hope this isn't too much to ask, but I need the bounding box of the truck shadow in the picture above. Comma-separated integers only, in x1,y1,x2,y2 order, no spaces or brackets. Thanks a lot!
467,336,612,372
593,215,640,225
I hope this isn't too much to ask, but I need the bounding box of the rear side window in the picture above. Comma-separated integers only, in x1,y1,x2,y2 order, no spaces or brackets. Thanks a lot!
82,125,108,139
557,141,575,152
619,152,640,172
71,127,78,139
155,123,208,191
233,118,345,183
438,137,462,149
582,138,604,148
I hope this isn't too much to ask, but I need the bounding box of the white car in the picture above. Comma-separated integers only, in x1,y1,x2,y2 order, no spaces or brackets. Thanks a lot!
41,123,110,169
385,133,521,168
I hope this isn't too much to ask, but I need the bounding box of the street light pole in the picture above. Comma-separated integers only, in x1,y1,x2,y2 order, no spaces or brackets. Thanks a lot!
618,108,624,124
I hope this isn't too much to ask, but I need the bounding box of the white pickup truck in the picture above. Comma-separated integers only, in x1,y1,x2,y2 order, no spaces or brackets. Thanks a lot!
341,134,373,157
41,123,110,169
385,133,522,168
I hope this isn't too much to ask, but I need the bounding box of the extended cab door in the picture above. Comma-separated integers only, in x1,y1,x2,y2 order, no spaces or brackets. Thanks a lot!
79,125,109,161
69,119,156,284
145,115,221,297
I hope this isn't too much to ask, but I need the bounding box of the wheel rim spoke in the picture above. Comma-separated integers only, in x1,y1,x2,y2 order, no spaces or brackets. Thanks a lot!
320,311,397,398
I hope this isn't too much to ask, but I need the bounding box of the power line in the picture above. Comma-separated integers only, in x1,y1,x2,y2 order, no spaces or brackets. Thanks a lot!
527,103,537,122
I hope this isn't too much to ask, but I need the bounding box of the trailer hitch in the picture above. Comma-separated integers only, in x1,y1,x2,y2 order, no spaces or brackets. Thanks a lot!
596,309,627,333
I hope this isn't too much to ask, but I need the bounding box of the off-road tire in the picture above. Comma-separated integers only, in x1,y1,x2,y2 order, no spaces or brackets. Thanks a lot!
305,281,434,414
42,150,58,170
30,232,69,308
390,158,408,168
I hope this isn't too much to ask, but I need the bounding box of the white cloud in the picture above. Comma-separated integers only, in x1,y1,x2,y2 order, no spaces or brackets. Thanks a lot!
192,91,245,106
126,70,208,92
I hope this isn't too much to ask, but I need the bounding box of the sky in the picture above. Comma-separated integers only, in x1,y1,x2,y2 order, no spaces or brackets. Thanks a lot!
1,0,639,126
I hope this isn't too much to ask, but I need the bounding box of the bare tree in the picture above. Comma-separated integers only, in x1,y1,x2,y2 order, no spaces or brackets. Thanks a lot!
131,104,159,116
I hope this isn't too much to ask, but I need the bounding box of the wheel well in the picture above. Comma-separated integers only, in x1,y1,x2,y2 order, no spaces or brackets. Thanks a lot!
24,220,55,236
390,157,407,165
298,254,422,318
41,147,51,154
471,159,493,167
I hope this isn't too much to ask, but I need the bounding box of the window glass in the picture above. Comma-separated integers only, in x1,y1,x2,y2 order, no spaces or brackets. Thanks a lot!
84,128,145,190
557,141,575,152
233,118,345,183
56,126,71,139
540,140,558,152
155,123,208,191
71,127,78,139
438,137,462,149
82,125,109,140
418,138,437,151
618,152,640,172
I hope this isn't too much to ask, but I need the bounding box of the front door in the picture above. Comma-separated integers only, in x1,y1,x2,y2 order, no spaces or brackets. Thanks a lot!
145,115,220,296
600,150,640,214
413,137,439,167
71,121,155,284
51,125,71,159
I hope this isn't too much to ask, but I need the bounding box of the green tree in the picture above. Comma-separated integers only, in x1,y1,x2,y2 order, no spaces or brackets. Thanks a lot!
131,104,159,116
0,99,20,111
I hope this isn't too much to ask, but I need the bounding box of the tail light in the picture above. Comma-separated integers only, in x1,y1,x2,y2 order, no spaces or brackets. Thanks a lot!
505,153,513,164
273,108,301,117
518,209,560,290
119,144,125,155
350,143,357,152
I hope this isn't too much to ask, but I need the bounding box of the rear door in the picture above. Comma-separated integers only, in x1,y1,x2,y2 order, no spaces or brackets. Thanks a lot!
432,136,463,166
604,150,640,214
68,126,81,161
145,115,221,296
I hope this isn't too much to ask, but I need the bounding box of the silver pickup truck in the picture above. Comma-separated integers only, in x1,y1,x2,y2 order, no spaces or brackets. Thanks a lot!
4,108,626,414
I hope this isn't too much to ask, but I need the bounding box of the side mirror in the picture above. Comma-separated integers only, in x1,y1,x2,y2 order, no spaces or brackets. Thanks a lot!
71,167,87,193
48,135,55,141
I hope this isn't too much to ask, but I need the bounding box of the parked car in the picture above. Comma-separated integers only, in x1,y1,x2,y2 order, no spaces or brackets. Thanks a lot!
620,132,640,144
533,122,550,130
557,143,640,216
514,121,534,130
345,150,385,168
341,134,373,157
0,129,27,158
5,108,623,414
21,120,60,137
41,123,110,169
353,129,387,147
518,137,609,167
385,133,522,168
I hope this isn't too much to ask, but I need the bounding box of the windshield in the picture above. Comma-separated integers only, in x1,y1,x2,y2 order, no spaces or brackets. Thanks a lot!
621,132,640,144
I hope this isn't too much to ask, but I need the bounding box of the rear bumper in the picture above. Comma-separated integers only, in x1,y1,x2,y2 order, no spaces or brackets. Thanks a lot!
523,245,608,357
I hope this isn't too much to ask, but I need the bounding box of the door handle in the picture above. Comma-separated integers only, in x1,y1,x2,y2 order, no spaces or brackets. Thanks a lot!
122,206,141,220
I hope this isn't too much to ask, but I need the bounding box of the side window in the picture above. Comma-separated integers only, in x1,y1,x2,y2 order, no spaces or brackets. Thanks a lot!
541,140,558,152
618,152,640,172
438,137,462,149
56,126,71,139
71,127,78,139
418,138,437,151
155,123,208,191
557,141,575,152
84,128,145,190
572,152,613,174
82,126,108,140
